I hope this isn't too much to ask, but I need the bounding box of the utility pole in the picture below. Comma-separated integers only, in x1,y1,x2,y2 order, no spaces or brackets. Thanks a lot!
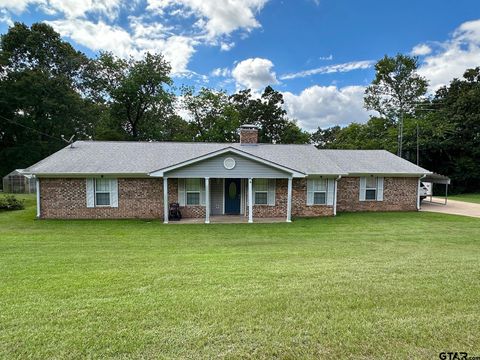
397,110,404,158
416,122,419,165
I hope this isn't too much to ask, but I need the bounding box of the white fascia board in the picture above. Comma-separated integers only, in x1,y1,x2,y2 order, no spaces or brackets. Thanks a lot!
29,173,149,178
346,172,432,177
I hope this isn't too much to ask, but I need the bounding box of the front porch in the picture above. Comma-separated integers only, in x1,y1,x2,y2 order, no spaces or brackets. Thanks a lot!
162,176,294,224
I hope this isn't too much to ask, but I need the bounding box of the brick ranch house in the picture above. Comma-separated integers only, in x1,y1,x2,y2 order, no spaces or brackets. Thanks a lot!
26,125,431,223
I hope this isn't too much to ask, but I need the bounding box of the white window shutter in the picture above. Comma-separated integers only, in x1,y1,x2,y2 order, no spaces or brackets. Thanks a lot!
377,177,384,201
178,178,185,206
267,179,276,206
110,179,118,208
327,179,335,205
200,178,206,206
306,179,314,205
86,179,95,208
359,177,366,201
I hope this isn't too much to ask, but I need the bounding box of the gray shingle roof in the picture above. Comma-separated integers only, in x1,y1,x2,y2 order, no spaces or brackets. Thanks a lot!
26,141,430,176
322,150,430,175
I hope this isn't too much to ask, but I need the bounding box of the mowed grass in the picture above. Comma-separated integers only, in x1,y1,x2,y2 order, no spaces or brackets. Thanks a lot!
449,193,480,204
0,195,479,359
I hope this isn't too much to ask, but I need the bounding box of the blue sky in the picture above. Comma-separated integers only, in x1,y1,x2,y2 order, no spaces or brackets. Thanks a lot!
1,0,480,130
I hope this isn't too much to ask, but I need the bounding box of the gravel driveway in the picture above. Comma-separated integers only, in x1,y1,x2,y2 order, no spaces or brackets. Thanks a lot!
420,197,480,218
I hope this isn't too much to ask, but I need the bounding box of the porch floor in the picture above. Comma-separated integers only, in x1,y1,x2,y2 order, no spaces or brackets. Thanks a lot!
168,215,287,224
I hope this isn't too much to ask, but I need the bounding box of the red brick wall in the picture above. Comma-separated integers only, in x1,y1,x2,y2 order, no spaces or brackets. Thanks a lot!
239,128,258,144
39,178,165,219
167,178,206,218
39,176,418,220
336,176,418,212
292,178,334,217
251,179,334,218
39,177,207,220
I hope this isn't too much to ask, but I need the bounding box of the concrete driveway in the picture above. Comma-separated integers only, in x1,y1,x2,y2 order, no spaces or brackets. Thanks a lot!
420,197,480,218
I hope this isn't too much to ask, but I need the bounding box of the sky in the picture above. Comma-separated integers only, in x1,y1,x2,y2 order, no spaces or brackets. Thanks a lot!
1,0,480,131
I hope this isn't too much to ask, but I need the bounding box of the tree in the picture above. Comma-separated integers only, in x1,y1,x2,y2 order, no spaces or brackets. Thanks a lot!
182,87,241,142
87,52,175,140
0,22,97,181
412,68,480,193
364,54,428,157
311,126,341,148
230,86,310,144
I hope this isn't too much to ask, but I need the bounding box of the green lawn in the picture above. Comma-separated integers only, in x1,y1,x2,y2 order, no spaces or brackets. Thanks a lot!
449,193,480,204
1,195,479,359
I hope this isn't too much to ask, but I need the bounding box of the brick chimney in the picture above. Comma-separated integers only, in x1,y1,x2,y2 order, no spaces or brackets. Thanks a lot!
239,124,259,145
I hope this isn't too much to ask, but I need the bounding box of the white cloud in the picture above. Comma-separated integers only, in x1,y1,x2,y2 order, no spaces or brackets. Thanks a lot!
319,54,333,60
1,0,268,75
0,0,121,19
280,60,374,80
47,19,132,55
417,19,480,91
220,41,235,51
283,85,371,130
146,0,268,39
232,57,278,90
0,8,13,26
47,18,196,74
411,43,431,56
210,67,230,77
0,0,41,14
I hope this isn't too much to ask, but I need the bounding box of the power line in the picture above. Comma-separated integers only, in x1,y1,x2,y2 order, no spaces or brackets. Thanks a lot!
0,113,72,143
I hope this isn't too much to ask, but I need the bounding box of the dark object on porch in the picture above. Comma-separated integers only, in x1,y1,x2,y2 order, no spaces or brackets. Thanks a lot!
168,202,182,221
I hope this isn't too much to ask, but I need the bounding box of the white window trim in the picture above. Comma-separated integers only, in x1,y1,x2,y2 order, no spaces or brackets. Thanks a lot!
95,179,114,207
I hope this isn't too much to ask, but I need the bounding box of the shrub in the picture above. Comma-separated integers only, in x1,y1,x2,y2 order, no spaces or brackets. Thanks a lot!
0,195,25,211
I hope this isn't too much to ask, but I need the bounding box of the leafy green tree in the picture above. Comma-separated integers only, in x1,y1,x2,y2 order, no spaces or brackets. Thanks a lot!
0,22,97,180
87,52,176,140
409,68,480,192
230,86,310,144
311,126,341,148
364,54,428,156
182,87,241,142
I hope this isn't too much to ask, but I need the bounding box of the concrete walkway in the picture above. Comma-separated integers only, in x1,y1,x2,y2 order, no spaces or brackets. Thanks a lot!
420,197,480,218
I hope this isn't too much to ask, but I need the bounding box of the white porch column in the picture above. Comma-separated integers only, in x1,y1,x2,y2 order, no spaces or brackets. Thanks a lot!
163,177,169,224
333,176,340,216
35,177,40,218
286,177,292,222
205,177,210,224
248,178,253,223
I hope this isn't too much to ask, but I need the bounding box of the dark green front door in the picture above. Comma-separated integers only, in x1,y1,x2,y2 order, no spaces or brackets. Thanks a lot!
224,178,241,214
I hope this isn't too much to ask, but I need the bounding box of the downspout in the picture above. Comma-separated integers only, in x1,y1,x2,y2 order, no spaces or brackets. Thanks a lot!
35,177,41,219
333,175,342,216
417,174,427,211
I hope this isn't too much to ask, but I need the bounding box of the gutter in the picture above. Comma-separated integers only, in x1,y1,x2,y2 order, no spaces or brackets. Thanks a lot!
333,175,342,216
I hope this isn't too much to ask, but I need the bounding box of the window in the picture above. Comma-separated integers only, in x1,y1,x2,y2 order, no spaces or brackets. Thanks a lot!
95,179,112,206
360,176,384,202
86,179,118,208
186,178,201,205
365,177,377,200
254,179,268,205
310,179,327,205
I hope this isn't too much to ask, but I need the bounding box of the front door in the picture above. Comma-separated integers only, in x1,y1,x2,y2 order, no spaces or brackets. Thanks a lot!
224,178,241,214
